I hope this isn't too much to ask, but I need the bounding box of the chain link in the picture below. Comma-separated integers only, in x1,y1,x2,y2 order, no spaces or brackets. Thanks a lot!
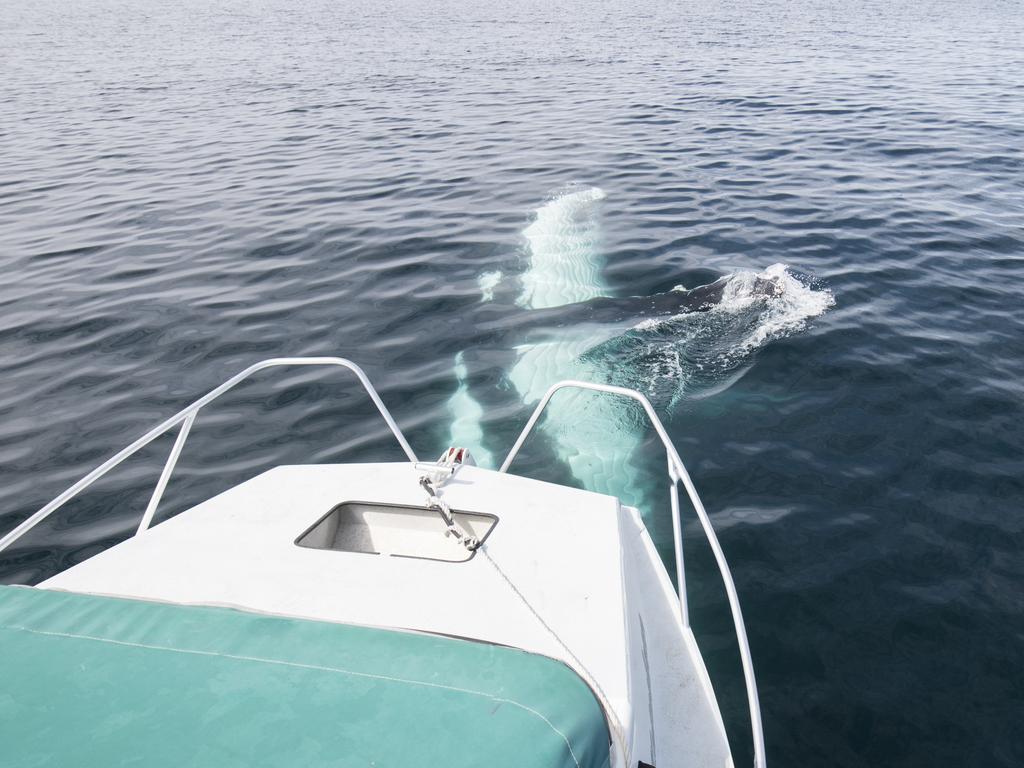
419,475,480,551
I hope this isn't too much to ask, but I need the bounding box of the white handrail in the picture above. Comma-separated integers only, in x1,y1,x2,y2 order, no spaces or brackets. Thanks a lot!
0,357,417,555
499,379,766,768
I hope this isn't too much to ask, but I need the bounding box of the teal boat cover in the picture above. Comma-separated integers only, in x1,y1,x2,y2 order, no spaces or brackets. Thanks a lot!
0,585,610,768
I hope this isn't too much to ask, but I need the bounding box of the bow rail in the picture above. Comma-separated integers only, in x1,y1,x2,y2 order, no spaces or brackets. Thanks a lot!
500,379,767,768
0,357,417,555
0,362,764,767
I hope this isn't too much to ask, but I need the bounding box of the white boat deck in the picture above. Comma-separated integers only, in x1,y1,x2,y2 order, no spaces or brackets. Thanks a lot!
42,461,733,768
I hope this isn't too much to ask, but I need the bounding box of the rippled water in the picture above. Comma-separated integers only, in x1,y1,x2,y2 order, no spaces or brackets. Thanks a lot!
2,0,1023,765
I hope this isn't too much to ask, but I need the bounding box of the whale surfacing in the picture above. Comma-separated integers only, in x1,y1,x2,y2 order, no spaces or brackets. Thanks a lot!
446,186,649,507
445,187,833,516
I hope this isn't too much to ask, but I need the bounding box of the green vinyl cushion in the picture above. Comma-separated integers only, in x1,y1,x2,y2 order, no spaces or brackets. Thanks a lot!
0,585,611,768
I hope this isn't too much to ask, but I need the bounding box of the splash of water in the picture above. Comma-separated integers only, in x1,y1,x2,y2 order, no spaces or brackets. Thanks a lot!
715,262,834,348
612,263,834,405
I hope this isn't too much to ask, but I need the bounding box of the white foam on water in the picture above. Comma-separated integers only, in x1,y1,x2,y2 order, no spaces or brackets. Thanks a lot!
636,264,832,343
717,263,834,348
619,263,834,406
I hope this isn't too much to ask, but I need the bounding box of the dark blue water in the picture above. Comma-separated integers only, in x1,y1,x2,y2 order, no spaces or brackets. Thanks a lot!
2,0,1023,765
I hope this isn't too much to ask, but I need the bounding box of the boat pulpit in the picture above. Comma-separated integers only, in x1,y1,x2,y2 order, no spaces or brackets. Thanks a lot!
0,357,766,768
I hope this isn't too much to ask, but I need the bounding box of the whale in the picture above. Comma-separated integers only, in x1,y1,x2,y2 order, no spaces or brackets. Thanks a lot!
446,186,832,515
496,274,785,340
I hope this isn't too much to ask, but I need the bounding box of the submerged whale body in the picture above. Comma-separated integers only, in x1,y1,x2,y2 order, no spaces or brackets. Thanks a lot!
447,186,833,515
518,273,786,333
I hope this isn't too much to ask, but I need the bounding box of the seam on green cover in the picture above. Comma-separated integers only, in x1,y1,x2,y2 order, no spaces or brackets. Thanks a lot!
1,622,582,768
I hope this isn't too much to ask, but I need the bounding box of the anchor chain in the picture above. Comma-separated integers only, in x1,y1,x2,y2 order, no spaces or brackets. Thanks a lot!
417,448,479,551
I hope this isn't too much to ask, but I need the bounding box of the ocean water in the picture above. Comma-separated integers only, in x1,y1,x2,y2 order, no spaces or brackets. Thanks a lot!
2,0,1023,765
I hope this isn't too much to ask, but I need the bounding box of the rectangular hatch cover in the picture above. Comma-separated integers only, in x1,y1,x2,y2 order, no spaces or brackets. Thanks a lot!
295,501,497,562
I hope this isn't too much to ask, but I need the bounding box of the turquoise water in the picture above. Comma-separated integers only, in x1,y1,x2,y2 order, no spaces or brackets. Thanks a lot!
2,0,1023,765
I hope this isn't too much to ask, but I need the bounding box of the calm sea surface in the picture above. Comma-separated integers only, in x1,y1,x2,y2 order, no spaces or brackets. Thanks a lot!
2,0,1022,765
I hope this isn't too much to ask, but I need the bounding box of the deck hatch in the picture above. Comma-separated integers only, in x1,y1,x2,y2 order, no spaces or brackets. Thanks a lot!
295,501,497,562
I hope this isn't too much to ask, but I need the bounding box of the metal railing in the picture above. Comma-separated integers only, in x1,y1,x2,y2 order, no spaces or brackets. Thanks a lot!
0,360,763,767
499,379,766,768
0,357,417,555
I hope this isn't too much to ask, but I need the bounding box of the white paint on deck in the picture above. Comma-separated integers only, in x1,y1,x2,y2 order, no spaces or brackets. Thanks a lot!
43,462,732,768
